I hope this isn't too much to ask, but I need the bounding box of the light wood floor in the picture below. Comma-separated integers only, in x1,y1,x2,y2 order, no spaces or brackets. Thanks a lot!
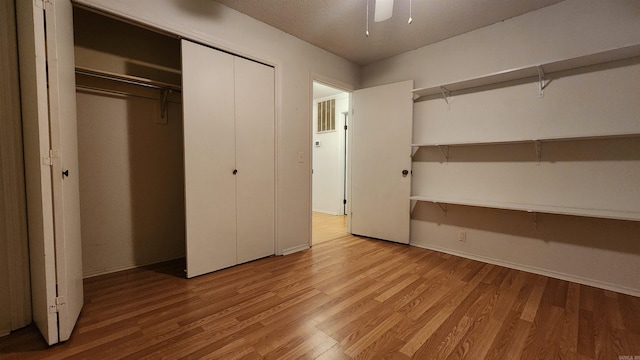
312,211,347,244
1,236,639,359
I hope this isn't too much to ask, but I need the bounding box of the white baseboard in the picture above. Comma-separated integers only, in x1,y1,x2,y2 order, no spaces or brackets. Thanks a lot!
410,242,640,298
281,244,310,256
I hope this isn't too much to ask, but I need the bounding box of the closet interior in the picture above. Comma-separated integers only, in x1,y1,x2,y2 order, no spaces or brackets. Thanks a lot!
73,8,185,277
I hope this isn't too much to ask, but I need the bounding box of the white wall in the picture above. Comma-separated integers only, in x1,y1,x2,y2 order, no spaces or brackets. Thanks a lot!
362,0,640,295
75,0,361,255
362,0,640,89
0,0,32,336
313,93,349,215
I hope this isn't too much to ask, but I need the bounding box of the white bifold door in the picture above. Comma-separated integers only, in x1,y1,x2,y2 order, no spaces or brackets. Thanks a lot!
16,0,84,345
350,81,414,244
182,40,275,278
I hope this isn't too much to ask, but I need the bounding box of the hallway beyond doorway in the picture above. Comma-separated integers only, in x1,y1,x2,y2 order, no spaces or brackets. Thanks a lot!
312,212,347,244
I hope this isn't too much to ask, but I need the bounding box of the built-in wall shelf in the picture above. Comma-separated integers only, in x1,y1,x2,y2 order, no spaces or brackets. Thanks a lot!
411,133,640,163
411,132,640,148
410,195,640,222
411,44,640,101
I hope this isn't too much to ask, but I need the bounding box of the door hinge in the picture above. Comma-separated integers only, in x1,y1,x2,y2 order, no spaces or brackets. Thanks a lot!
343,199,347,205
35,0,53,9
48,296,66,313
42,149,60,166
344,125,348,131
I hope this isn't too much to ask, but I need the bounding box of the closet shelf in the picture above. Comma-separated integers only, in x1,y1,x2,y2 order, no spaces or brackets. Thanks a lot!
410,195,640,222
410,132,640,148
411,44,640,101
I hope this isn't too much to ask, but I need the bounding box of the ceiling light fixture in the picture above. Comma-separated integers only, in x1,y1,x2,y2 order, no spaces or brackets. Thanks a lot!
366,0,413,37
374,0,394,22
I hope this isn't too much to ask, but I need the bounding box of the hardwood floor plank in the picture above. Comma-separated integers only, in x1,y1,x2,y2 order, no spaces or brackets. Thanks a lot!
485,310,531,360
560,282,581,358
578,309,596,359
520,275,548,322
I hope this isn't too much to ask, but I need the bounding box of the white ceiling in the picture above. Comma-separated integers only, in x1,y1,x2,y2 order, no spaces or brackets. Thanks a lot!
313,82,348,100
215,0,565,66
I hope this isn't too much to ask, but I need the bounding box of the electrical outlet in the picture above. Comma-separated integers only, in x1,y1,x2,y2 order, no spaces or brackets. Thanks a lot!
458,230,467,242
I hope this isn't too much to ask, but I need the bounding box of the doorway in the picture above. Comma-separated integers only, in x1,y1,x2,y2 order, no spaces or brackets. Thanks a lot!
311,81,350,244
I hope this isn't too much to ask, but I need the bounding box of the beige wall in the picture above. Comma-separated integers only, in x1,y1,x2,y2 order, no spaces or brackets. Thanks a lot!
76,83,185,277
363,0,640,295
74,0,361,255
0,0,33,336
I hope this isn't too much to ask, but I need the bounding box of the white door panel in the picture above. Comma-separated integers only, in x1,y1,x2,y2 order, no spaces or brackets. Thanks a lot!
16,0,59,345
235,57,275,264
182,40,237,278
44,0,84,342
351,81,413,244
16,0,84,344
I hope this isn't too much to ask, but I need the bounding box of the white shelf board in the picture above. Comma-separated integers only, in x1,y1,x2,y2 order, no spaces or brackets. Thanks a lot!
411,132,640,148
410,195,640,222
412,44,640,99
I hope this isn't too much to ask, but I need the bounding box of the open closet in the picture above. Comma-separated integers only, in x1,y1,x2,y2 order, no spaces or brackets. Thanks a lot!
74,7,276,278
74,8,185,277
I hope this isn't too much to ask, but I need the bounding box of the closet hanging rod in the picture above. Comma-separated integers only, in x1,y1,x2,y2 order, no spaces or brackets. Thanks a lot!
75,66,182,92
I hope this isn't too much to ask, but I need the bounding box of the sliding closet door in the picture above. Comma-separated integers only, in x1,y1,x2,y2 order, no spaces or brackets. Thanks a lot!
182,40,237,278
235,57,275,264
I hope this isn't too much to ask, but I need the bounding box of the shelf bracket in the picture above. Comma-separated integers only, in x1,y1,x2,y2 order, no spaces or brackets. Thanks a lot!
436,202,448,217
534,140,542,165
537,66,549,98
437,145,449,164
411,146,419,157
439,86,452,107
160,89,171,122
530,211,538,230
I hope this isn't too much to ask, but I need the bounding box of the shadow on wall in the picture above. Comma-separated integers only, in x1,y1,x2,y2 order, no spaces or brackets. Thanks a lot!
412,202,640,256
170,0,223,18
125,75,186,274
73,7,182,84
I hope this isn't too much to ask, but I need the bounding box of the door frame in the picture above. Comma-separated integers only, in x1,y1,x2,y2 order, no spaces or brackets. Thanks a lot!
309,74,355,246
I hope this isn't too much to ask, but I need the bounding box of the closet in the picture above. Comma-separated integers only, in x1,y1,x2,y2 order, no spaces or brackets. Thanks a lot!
74,10,275,279
182,40,275,278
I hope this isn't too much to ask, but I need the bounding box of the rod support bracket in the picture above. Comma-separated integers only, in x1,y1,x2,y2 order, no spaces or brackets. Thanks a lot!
530,211,538,230
437,145,450,164
537,66,549,98
439,86,452,108
436,202,448,217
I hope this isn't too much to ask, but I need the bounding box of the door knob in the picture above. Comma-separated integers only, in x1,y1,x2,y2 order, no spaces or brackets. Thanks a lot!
402,169,409,177
233,169,238,175
62,169,69,177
